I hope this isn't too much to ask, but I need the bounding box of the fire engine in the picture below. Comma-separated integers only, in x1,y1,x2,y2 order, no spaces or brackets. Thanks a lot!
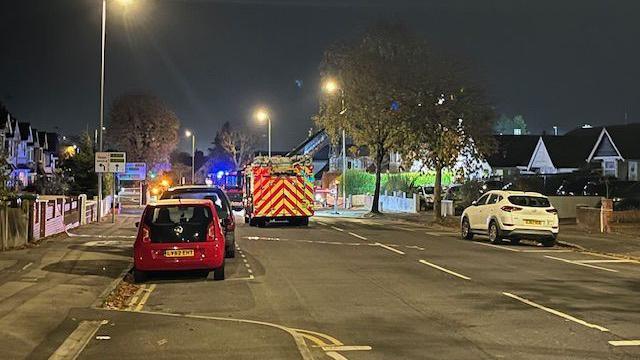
244,155,314,226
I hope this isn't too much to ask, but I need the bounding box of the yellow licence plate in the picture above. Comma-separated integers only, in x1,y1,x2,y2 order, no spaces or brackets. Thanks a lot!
164,249,194,257
524,219,543,226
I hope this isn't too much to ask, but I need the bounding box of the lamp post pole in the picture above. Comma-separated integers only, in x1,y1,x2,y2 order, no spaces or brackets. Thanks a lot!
97,0,107,222
191,133,195,183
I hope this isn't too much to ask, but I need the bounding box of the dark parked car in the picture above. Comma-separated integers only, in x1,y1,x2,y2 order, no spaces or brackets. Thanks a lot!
160,185,236,258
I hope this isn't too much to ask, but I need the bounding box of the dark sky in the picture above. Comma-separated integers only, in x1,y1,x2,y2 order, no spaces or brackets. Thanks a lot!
2,0,640,152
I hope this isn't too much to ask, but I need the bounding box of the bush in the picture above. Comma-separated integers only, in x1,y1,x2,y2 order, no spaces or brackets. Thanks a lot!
342,169,455,195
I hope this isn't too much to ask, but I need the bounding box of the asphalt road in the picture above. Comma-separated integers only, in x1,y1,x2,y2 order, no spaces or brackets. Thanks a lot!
4,211,640,359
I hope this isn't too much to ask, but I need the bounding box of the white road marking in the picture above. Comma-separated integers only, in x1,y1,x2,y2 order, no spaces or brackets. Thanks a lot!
405,245,425,251
424,231,454,237
49,320,108,360
22,262,33,271
519,249,572,253
244,263,251,268
322,345,372,351
375,243,405,255
608,340,640,346
247,269,253,274
502,292,609,332
474,242,521,252
418,260,471,280
393,226,416,232
576,259,637,264
331,226,345,232
316,221,328,226
544,256,619,273
348,232,367,240
67,231,135,239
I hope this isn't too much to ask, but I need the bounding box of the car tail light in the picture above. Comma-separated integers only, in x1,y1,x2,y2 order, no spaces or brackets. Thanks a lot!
207,223,216,242
140,224,151,243
546,208,558,215
501,206,522,212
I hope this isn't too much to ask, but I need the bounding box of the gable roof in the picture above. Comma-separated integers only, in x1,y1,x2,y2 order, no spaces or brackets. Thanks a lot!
602,123,640,159
30,128,40,147
18,122,32,141
485,135,539,168
540,135,596,168
38,131,48,148
45,133,60,153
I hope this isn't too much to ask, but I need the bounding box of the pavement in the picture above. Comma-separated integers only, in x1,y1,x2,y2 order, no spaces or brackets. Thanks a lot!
2,207,640,359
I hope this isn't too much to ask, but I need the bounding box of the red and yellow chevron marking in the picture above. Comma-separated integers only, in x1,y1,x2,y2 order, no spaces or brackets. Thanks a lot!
253,176,313,217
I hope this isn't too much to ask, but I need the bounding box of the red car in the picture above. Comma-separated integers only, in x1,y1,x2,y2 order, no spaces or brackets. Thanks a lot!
133,199,226,283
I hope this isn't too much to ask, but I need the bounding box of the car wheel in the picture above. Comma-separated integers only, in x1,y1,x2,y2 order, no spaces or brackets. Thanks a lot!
300,217,309,226
542,239,556,247
213,261,225,281
461,217,473,240
225,233,236,258
257,219,267,228
133,268,146,283
488,221,502,244
248,217,257,227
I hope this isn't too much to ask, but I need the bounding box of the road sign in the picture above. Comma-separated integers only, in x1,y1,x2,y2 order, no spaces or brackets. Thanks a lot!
95,152,127,173
95,152,109,173
120,162,147,181
108,152,126,173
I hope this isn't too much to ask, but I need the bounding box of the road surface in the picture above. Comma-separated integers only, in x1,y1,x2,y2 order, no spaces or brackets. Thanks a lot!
2,211,640,359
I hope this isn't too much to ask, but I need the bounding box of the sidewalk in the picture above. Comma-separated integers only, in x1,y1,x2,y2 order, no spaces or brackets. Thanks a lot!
557,224,640,260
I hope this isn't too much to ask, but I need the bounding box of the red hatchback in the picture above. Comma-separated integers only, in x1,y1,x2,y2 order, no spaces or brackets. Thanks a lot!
133,199,226,282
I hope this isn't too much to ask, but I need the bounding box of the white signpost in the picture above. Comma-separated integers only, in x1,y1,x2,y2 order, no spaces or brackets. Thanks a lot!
95,152,127,223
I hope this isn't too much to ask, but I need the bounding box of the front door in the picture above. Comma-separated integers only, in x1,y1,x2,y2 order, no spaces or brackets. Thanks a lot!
629,161,638,181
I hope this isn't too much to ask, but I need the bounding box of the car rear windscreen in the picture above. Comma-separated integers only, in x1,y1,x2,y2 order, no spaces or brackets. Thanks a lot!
162,191,229,218
144,205,213,243
508,196,550,208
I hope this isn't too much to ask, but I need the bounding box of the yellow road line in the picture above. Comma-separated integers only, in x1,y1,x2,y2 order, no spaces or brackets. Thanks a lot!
134,284,156,312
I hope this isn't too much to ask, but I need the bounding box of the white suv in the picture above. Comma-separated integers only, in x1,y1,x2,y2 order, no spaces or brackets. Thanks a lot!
460,190,559,246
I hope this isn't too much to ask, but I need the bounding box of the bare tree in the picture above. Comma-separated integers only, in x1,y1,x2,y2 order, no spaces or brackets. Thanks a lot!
215,122,257,170
107,93,180,166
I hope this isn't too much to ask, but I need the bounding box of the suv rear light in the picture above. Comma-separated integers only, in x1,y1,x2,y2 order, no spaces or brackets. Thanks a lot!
140,224,151,243
501,205,522,212
546,208,558,215
207,223,216,242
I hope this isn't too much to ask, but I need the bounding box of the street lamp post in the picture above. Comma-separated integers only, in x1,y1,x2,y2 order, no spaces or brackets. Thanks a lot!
185,130,195,184
97,0,131,222
322,79,348,210
255,109,271,157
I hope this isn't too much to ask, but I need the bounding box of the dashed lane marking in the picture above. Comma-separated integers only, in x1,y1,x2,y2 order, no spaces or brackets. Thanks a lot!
375,243,405,255
608,340,640,346
474,242,520,252
474,242,572,253
544,255,619,273
348,232,367,240
322,346,372,352
503,292,609,332
21,262,33,271
576,259,638,264
418,260,471,280
331,226,345,232
326,352,349,360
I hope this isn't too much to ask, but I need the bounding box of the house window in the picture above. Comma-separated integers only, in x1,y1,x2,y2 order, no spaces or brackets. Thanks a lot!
629,161,638,181
603,159,617,177
513,128,522,135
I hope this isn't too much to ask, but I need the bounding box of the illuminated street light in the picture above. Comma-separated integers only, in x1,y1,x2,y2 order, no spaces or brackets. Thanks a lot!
321,78,347,212
185,130,195,183
254,108,271,157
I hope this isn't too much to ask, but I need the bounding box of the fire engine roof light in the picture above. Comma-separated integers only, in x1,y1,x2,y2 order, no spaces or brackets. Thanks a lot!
216,170,225,179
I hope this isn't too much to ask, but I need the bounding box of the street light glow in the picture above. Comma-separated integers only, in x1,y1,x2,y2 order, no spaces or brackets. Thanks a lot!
185,130,192,137
255,108,269,122
117,0,134,6
323,79,339,94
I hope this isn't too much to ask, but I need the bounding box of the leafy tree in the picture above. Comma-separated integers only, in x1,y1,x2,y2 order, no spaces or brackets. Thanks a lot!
61,132,110,197
0,149,12,198
106,93,180,166
214,121,256,170
402,46,495,220
316,23,416,213
34,170,70,195
495,114,528,135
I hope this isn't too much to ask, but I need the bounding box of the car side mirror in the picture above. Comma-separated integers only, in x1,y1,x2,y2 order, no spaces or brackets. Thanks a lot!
135,222,140,228
471,201,478,206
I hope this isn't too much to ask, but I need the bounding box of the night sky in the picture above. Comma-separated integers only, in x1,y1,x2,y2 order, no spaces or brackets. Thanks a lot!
2,0,640,152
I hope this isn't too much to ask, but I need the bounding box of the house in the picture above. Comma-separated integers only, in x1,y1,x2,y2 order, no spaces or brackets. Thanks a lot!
485,135,539,178
575,123,640,181
526,133,599,175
